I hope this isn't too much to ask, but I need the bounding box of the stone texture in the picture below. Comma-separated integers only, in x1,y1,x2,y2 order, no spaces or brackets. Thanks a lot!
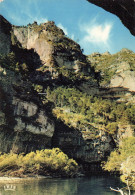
55,130,114,163
0,65,55,153
109,61,135,92
12,21,90,75
0,15,11,55
110,70,135,92
88,49,135,102
0,17,97,157
117,124,134,144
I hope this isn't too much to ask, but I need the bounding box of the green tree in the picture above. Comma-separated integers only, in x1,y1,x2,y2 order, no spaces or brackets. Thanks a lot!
103,137,135,172
120,156,135,190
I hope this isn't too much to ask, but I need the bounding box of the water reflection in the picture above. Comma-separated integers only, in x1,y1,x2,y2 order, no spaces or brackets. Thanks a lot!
0,176,123,195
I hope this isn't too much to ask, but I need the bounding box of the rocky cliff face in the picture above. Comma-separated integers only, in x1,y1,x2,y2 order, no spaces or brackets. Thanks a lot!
0,15,11,55
0,16,97,157
0,15,134,168
12,21,90,76
88,49,135,103
0,66,54,153
87,0,135,36
53,126,114,164
110,61,135,92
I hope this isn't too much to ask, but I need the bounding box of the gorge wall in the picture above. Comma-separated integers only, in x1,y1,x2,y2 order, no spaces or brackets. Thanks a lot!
0,66,55,153
0,15,134,169
0,15,11,55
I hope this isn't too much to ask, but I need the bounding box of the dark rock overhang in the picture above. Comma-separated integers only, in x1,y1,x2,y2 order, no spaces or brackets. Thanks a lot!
87,0,135,36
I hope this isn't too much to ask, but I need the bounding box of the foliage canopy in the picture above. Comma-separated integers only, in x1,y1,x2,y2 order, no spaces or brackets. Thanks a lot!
0,148,78,177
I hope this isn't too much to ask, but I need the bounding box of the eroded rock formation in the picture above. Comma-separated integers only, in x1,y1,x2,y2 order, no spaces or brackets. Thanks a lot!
0,16,97,157
88,48,135,103
12,21,90,75
0,15,134,169
0,66,54,153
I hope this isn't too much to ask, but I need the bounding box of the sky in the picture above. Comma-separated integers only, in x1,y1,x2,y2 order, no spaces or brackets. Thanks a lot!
0,0,135,55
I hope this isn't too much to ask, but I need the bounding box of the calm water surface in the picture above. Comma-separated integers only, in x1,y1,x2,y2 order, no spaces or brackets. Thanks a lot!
0,176,124,195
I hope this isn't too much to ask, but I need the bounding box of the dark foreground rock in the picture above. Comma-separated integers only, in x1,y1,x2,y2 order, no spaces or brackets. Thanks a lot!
87,0,135,36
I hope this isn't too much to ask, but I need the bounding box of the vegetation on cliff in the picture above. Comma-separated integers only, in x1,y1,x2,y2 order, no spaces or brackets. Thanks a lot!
103,137,135,189
0,52,32,75
43,86,135,138
88,49,135,86
0,16,135,182
0,148,78,178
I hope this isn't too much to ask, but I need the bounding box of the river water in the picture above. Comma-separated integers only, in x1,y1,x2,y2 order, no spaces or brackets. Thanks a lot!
0,175,124,195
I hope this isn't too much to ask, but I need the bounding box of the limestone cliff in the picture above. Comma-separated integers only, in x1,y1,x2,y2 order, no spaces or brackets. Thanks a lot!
0,66,54,153
0,15,134,169
0,16,98,157
12,21,90,76
88,49,135,103
10,21,98,92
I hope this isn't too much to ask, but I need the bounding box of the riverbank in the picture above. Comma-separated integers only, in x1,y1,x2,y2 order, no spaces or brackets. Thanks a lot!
0,171,85,183
0,175,53,183
0,149,78,179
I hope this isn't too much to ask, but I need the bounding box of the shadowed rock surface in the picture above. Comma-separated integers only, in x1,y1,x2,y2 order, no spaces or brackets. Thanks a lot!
0,15,12,55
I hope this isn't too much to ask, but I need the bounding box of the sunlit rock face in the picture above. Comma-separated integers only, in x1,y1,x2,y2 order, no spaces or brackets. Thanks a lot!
109,59,135,92
110,69,135,92
88,49,135,103
117,124,134,144
12,21,90,75
87,0,135,36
